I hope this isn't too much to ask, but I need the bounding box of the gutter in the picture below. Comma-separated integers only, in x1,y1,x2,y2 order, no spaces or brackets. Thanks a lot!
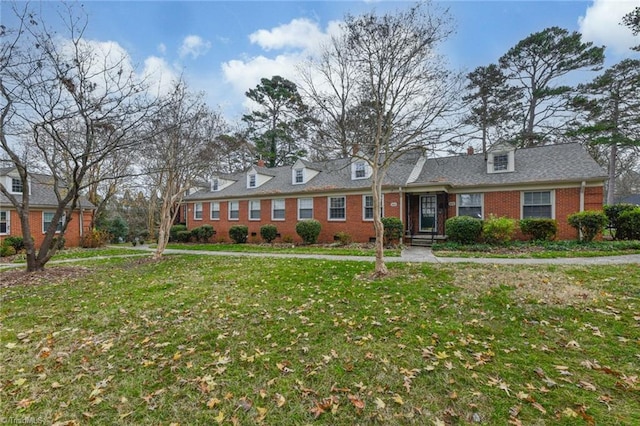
579,181,586,240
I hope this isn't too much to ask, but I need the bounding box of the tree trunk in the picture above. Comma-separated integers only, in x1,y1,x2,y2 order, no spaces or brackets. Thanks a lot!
607,143,617,205
372,166,388,277
154,194,173,259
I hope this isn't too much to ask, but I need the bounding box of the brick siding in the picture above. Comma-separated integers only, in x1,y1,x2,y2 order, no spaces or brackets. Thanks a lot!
0,209,93,248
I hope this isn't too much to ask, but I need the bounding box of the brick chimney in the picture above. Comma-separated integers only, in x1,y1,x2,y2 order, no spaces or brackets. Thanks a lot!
467,146,474,155
256,159,265,167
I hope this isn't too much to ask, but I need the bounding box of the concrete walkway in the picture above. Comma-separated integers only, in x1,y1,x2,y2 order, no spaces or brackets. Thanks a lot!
1,246,638,270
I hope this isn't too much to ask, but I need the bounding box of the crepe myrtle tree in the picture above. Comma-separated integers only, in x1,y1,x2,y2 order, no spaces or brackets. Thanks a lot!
300,2,461,276
0,3,159,271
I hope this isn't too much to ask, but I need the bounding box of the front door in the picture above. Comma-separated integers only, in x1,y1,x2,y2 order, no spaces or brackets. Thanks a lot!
419,195,437,232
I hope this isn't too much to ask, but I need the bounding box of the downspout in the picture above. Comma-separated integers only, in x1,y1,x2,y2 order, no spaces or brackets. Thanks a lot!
579,181,586,240
398,187,403,245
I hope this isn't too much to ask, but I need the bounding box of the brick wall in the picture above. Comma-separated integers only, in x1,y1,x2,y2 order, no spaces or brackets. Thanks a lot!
0,209,93,248
186,192,402,244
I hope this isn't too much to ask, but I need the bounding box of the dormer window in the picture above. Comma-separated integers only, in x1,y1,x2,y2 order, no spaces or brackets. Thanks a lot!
212,178,219,191
248,174,256,188
11,177,23,193
355,162,366,178
493,154,508,172
294,168,304,184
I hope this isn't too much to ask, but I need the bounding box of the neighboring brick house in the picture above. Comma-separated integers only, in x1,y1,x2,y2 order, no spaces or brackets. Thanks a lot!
0,168,95,248
183,143,607,244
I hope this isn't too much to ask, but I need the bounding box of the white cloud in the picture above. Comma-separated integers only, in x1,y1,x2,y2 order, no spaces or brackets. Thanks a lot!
179,35,212,59
249,18,332,52
578,0,638,54
142,56,179,96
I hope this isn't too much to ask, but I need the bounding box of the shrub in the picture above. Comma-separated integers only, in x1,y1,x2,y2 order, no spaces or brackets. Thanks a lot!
282,235,294,244
381,217,403,246
0,244,16,257
260,224,278,243
296,220,321,244
80,229,110,248
2,236,24,251
106,216,129,243
445,216,483,244
334,231,352,246
169,224,188,242
176,230,192,243
604,204,637,240
618,207,640,241
229,225,249,244
567,210,608,242
482,215,516,244
192,225,215,242
519,218,557,241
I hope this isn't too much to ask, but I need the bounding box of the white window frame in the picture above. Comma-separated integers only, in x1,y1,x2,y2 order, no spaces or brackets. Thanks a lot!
293,168,304,184
271,199,285,221
457,193,483,219
11,177,23,194
521,190,555,219
210,202,220,220
249,200,261,221
43,211,64,233
328,196,346,221
352,161,367,180
362,194,384,221
493,153,509,172
194,202,203,220
297,198,314,220
0,210,9,235
248,174,257,188
228,201,239,220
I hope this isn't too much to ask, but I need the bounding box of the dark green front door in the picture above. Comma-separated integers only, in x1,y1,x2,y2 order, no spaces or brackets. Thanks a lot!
420,195,437,232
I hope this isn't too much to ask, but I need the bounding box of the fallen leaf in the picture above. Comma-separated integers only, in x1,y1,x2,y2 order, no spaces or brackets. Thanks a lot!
206,397,220,409
392,394,404,405
274,393,286,407
348,394,365,411
374,397,386,409
213,410,225,424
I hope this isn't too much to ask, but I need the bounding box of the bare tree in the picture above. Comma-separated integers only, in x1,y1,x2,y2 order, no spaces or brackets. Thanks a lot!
0,3,158,271
301,3,460,276
143,80,225,259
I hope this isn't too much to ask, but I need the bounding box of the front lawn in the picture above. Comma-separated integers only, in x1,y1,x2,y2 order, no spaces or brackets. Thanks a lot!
1,256,638,424
433,240,640,258
164,242,402,257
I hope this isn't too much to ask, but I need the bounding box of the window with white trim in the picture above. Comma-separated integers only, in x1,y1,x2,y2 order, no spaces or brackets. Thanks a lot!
272,199,285,220
354,162,366,179
212,179,219,191
11,178,23,193
493,154,508,172
522,191,553,219
458,193,483,218
328,196,346,220
228,201,239,220
43,211,64,233
0,211,8,234
249,200,261,220
194,202,203,220
362,195,383,220
248,174,256,188
294,168,304,184
210,202,220,220
298,198,313,220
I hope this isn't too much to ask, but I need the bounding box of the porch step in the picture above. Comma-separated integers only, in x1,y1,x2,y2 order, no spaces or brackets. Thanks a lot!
407,234,446,247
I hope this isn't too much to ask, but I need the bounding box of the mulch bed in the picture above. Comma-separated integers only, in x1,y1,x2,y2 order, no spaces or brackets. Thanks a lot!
0,266,91,288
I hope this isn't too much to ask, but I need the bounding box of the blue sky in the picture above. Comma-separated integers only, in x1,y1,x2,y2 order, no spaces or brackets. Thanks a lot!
3,1,639,120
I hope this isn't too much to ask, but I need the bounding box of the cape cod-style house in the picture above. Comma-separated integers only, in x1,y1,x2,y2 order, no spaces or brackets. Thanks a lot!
0,168,95,248
183,143,607,244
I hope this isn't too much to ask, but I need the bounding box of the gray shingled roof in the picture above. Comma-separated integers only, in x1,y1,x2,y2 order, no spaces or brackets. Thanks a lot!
413,143,606,188
184,143,606,201
0,170,95,208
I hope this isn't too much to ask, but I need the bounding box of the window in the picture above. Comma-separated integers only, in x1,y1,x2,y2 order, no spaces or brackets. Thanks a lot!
194,203,203,220
248,174,256,188
298,198,313,220
328,196,346,220
362,195,383,220
354,162,367,179
0,211,8,234
228,201,239,220
458,193,482,218
249,200,261,220
11,178,23,193
493,154,509,172
212,179,219,191
210,202,220,220
272,199,285,220
294,168,304,184
523,191,553,219
43,211,63,233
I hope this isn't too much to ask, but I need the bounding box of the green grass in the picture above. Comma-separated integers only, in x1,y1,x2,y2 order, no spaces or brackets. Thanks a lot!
164,242,402,257
1,256,639,425
433,240,640,258
2,247,147,265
